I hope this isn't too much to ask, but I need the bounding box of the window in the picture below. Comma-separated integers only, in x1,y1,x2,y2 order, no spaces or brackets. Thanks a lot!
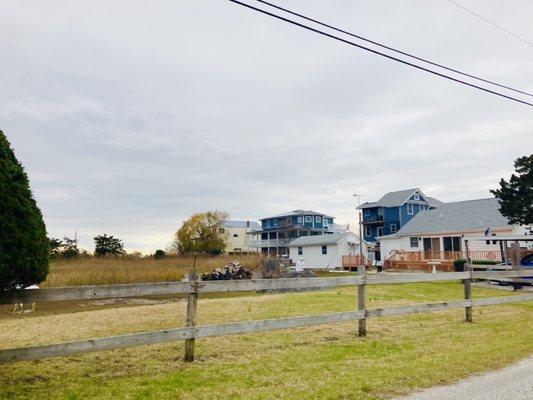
298,247,303,255
297,216,302,223
322,245,327,255
287,217,292,224
323,219,329,227
377,227,383,237
305,216,312,222
419,205,425,211
274,219,278,226
413,193,420,200
364,209,370,217
365,226,371,237
407,203,414,215
443,236,461,252
315,216,321,222
390,223,397,233
266,220,270,227
410,237,419,248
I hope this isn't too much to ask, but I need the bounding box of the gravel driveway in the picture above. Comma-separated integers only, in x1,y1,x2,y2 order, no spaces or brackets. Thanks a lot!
396,356,533,400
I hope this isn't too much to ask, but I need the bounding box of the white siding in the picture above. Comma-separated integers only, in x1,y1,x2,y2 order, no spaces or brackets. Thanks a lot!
288,237,361,269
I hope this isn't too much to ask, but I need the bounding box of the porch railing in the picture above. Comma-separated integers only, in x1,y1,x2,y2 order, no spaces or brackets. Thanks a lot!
387,250,503,263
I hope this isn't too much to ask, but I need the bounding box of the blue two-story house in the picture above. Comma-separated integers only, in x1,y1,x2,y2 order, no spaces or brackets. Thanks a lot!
357,188,441,260
248,210,339,256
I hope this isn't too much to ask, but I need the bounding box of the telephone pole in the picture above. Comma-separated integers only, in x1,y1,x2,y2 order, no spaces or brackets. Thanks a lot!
353,193,365,266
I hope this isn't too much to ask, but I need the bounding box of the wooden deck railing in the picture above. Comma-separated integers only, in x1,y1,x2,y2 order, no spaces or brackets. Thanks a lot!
0,268,531,363
388,250,503,263
342,255,365,268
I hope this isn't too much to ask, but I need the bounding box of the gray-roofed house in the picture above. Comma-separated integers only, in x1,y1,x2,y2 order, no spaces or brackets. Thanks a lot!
288,232,365,269
356,188,441,261
378,197,526,270
248,210,345,256
220,220,261,254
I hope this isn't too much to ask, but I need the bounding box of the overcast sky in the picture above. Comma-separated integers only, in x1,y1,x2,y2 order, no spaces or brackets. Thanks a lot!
1,0,532,252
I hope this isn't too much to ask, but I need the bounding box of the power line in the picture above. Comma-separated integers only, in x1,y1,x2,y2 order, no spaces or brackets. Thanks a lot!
256,0,533,98
228,0,533,107
447,0,533,48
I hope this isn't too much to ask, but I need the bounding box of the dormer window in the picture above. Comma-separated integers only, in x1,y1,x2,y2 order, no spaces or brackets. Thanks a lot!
266,220,270,227
274,219,278,226
315,216,321,222
364,209,370,217
413,193,420,201
287,217,292,224
297,216,302,223
305,216,312,222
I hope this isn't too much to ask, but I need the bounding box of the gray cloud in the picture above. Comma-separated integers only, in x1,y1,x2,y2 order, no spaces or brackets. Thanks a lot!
1,0,532,252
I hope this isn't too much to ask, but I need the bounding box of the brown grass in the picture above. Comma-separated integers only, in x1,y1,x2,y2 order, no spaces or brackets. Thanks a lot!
41,254,262,287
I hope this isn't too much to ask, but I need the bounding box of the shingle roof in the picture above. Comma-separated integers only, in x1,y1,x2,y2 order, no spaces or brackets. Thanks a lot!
223,220,261,229
390,198,509,236
261,210,334,220
289,232,358,247
357,188,442,209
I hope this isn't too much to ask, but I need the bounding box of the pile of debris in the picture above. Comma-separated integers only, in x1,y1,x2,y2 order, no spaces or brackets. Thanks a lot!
202,262,253,281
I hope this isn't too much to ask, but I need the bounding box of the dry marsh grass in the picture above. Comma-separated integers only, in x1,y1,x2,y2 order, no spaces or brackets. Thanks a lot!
41,254,262,287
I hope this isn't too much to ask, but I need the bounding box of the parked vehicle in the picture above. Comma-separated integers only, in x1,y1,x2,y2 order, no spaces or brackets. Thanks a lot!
488,254,533,286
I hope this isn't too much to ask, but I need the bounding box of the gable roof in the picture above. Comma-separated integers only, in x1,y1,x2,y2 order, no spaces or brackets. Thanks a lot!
223,220,261,229
387,198,509,236
357,188,437,209
261,210,334,220
289,232,358,247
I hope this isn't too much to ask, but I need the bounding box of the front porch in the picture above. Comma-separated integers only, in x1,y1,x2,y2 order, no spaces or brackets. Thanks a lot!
385,250,503,271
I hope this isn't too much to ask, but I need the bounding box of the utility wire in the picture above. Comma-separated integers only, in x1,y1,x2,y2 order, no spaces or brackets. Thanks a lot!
228,0,533,107
256,0,533,98
447,0,533,48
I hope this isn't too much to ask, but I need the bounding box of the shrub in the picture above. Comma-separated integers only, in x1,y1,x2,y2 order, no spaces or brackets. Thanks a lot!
453,259,467,272
154,249,166,259
0,131,49,289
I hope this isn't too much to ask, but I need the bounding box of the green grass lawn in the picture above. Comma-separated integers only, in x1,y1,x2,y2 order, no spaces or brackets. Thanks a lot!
0,282,531,399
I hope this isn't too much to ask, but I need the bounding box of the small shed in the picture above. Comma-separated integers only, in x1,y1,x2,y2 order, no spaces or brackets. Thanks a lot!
288,232,363,270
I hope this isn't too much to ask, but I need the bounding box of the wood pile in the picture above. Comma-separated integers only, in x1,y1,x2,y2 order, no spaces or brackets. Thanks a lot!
201,262,253,281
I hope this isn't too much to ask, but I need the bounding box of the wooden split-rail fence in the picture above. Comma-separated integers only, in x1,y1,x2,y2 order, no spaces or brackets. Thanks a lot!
0,267,531,363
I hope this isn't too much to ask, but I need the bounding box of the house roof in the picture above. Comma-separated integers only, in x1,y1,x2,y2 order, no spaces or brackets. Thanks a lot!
289,232,359,247
261,210,334,220
384,198,509,237
223,220,261,229
358,188,439,209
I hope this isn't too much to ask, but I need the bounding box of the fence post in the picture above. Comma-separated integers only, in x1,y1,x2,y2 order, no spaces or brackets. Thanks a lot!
184,270,198,362
357,265,366,336
463,241,473,322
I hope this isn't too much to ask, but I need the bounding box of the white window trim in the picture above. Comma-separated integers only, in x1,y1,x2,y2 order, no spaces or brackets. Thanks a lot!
377,227,383,237
297,216,302,223
390,224,397,233
266,220,270,227
407,203,414,215
274,219,278,226
315,216,321,222
413,193,420,201
305,216,312,222
287,217,292,224
365,226,371,237
322,245,327,254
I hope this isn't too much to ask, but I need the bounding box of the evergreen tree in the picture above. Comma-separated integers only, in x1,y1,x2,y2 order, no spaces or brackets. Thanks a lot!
0,131,49,290
490,154,533,225
94,234,125,257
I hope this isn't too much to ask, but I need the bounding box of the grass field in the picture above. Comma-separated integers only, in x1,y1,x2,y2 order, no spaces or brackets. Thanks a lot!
0,281,531,399
41,254,262,287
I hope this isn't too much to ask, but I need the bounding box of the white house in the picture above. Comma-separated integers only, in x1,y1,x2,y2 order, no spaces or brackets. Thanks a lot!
220,220,261,253
288,232,365,269
378,198,530,266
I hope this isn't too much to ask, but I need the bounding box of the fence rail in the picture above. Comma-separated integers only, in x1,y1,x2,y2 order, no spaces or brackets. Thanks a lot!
0,269,531,363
